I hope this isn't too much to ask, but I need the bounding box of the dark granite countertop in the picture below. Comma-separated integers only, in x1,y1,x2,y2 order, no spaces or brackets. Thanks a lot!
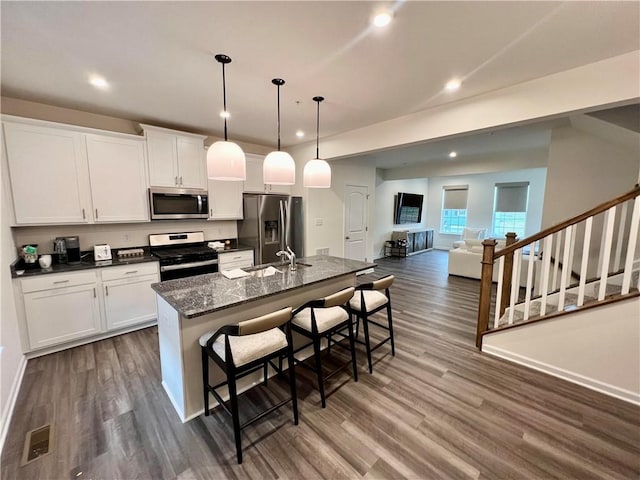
10,248,158,279
151,255,375,319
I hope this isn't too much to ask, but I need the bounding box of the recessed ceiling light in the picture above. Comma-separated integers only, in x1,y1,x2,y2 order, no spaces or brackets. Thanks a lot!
89,75,109,90
296,130,304,138
445,79,461,91
219,110,230,119
372,10,393,27
449,151,457,158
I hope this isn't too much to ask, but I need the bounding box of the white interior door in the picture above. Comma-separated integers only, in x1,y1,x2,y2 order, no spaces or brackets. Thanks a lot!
344,185,368,261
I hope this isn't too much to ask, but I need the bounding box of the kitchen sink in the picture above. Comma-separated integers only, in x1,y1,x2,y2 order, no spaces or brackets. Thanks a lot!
243,262,311,277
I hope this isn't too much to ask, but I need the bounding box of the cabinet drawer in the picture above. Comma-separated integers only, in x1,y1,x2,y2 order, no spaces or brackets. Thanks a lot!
219,250,254,270
22,270,97,293
100,262,159,281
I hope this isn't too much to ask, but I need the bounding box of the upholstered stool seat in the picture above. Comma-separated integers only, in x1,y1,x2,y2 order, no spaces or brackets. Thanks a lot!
200,307,298,464
349,290,388,313
199,328,288,367
350,275,395,374
292,305,349,333
291,287,358,408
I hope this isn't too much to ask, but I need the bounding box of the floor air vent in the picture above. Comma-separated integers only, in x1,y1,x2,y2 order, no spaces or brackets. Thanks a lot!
21,424,53,465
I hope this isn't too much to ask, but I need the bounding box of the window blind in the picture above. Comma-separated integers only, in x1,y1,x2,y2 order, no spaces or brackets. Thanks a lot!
494,182,529,213
442,185,468,210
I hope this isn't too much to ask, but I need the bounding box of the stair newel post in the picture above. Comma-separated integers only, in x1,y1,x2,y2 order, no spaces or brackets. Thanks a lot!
476,238,497,348
499,232,518,317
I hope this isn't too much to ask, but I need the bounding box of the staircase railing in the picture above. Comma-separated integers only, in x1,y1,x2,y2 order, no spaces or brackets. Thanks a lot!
476,185,640,348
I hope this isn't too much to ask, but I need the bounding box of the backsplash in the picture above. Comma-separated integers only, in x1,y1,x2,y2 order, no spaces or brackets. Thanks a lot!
12,220,238,254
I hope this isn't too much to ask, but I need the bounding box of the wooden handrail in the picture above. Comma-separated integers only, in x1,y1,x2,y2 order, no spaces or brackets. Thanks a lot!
494,185,640,259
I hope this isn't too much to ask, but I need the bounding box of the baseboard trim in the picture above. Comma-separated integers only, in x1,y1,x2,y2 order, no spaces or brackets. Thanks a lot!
0,353,27,455
482,345,640,406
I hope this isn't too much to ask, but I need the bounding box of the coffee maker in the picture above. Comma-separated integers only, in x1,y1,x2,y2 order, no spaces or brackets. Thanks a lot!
64,236,81,264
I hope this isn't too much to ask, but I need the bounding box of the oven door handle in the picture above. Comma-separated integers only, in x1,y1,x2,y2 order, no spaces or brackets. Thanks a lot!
160,259,219,272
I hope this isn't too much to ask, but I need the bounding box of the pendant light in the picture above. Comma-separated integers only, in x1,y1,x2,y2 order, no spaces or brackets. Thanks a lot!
207,54,246,181
263,78,295,185
303,96,331,188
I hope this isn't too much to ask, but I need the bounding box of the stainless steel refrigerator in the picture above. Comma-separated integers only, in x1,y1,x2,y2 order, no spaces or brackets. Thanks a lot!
238,194,304,265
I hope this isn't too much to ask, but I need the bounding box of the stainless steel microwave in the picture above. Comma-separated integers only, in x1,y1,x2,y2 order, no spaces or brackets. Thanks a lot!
149,187,209,220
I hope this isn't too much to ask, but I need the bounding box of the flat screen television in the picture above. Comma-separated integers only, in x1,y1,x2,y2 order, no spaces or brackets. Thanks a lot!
394,192,424,224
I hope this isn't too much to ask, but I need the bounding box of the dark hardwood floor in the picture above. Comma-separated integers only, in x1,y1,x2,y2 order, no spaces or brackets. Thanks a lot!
2,251,639,479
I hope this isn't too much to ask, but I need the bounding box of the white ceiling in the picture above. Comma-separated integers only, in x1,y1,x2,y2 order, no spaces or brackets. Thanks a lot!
1,1,639,166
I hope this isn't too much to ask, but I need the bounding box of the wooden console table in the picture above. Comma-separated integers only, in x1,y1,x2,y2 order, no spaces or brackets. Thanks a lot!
388,228,434,257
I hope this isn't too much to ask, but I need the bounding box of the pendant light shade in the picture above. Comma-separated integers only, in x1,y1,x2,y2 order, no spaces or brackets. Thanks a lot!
303,96,331,188
207,54,246,181
264,78,295,185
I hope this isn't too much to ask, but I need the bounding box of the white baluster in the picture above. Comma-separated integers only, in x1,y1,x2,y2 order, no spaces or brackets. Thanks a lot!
540,235,553,316
494,256,505,328
597,210,609,278
598,206,617,301
507,249,521,325
523,243,535,320
552,230,562,291
621,197,640,295
577,217,593,306
558,225,573,311
613,201,628,273
568,224,577,286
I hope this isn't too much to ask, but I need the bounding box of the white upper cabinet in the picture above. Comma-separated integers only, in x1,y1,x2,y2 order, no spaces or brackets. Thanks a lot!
208,179,244,220
3,121,92,225
86,134,149,222
244,154,292,195
142,125,206,189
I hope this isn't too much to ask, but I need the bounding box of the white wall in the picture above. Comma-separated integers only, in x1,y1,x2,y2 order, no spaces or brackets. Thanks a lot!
374,175,429,259
483,297,640,405
295,158,377,261
542,123,640,228
1,137,26,451
426,168,547,250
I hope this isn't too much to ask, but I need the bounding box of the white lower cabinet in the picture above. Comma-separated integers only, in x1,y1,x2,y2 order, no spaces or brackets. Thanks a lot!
102,264,159,330
218,250,254,270
22,272,102,350
19,263,159,353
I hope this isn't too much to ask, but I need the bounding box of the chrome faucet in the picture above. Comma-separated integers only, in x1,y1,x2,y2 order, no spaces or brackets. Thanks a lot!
276,246,297,271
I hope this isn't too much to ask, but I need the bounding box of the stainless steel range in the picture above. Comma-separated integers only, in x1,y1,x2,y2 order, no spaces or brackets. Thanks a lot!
150,231,218,281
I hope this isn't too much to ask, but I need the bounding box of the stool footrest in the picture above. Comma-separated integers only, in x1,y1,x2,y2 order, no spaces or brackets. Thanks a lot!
240,398,292,430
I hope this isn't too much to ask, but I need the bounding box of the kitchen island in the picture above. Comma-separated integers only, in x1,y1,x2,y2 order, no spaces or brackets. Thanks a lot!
151,255,375,422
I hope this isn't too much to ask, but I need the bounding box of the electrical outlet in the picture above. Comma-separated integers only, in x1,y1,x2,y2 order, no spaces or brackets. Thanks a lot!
315,218,323,226
123,233,130,243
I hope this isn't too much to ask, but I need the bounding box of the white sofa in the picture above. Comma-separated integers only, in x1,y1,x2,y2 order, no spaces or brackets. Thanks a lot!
448,238,537,287
452,227,486,250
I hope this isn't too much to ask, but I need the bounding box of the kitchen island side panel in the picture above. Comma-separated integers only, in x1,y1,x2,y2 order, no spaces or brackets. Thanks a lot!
157,295,187,421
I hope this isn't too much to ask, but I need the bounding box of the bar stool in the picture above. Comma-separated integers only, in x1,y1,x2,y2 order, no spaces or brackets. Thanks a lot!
291,287,358,408
199,307,298,464
349,275,395,373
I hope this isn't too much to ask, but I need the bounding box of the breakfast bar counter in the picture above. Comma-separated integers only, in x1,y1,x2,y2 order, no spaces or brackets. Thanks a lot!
151,255,375,421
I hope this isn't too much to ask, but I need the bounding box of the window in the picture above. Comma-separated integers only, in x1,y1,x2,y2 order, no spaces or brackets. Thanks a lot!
441,185,468,234
492,182,529,238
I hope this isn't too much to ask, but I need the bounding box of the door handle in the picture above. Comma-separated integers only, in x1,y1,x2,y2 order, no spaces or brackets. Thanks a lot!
95,209,98,219
175,176,178,185
345,236,350,240
180,176,183,185
105,286,109,296
82,208,86,220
